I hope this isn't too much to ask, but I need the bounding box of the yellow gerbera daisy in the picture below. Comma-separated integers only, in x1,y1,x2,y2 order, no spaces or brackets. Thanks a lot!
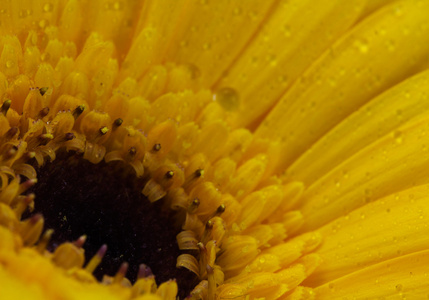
1,0,428,299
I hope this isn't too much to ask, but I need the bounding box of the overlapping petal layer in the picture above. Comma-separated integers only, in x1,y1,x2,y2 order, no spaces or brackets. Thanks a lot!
0,0,428,299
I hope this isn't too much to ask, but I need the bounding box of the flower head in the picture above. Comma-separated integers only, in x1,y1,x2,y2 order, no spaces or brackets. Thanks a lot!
1,0,429,299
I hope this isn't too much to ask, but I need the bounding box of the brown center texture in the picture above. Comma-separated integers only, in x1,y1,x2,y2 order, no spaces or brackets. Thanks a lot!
25,152,198,299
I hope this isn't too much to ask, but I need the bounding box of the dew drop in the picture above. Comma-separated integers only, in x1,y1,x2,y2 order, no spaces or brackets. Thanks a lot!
19,9,28,18
39,19,47,28
277,75,287,85
394,6,403,17
386,39,396,52
248,10,258,21
283,25,291,37
267,54,277,67
113,1,123,11
184,63,201,79
5,60,14,68
392,130,403,144
214,87,240,111
233,7,242,15
354,39,369,54
43,3,53,12
396,109,403,120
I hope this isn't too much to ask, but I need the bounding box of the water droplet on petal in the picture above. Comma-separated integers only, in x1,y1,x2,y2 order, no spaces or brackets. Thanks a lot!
354,39,369,54
392,130,403,144
113,1,123,11
184,63,201,79
233,7,242,15
283,25,291,37
5,60,14,68
213,87,240,111
43,3,53,12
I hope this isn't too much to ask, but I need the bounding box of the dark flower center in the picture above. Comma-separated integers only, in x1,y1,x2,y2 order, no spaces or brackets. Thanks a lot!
26,151,198,298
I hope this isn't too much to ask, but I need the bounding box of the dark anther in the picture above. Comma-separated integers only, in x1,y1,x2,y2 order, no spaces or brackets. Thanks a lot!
206,220,213,229
152,143,161,152
1,99,11,115
128,147,137,156
187,198,200,215
165,171,174,179
65,132,75,141
192,198,200,207
187,198,200,214
73,105,85,119
195,169,204,178
39,87,49,96
113,118,123,128
38,107,50,118
99,126,109,135
216,204,226,214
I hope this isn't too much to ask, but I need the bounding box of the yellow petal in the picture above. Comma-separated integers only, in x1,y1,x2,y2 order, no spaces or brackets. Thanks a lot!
166,0,276,87
257,0,429,171
218,0,365,128
315,249,429,299
359,0,397,19
298,109,429,232
306,183,429,286
287,68,429,186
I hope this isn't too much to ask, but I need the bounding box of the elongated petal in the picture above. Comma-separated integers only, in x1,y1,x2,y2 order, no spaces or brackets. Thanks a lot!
287,69,429,185
257,0,429,171
217,0,365,128
315,249,429,299
305,183,429,286
166,0,276,87
298,109,429,231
